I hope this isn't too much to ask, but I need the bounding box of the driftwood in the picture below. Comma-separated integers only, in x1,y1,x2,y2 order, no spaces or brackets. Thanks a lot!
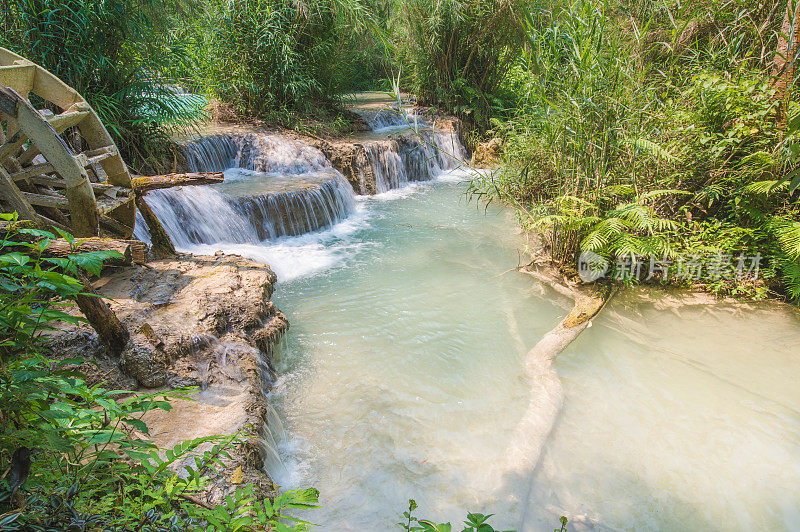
131,172,224,193
43,237,147,265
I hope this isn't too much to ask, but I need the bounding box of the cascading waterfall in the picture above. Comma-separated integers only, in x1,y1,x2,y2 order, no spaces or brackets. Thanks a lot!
134,172,356,246
353,128,468,193
235,175,356,239
181,134,240,172
238,133,334,174
432,130,468,170
364,141,408,193
136,133,359,246
361,108,428,131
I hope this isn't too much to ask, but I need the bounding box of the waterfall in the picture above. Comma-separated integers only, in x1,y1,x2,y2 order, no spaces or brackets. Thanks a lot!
360,128,467,191
343,118,468,195
238,133,333,174
181,135,240,172
235,175,356,239
140,116,467,248
432,130,468,171
395,134,440,182
134,173,356,246
364,141,408,193
360,108,428,131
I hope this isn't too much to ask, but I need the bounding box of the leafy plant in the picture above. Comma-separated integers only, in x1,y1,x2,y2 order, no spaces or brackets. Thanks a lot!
199,0,374,119
397,499,568,532
0,213,318,531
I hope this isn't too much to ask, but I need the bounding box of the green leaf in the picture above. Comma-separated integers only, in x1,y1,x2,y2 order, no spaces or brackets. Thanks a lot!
0,252,30,267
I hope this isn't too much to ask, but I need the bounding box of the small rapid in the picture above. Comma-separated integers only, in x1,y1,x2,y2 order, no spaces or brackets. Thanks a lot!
135,134,359,246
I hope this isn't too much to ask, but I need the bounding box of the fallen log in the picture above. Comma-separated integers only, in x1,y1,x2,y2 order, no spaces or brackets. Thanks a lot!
134,195,175,257
76,273,130,355
130,172,224,193
43,237,147,265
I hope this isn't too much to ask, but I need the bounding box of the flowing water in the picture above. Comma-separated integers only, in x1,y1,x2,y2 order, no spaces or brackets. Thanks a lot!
142,94,800,530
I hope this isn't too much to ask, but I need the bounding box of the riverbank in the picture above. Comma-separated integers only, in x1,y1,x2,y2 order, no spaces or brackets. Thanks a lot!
46,253,289,505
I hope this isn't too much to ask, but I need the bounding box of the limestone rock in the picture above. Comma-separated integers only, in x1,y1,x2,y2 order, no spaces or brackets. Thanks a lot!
119,334,168,388
472,137,502,167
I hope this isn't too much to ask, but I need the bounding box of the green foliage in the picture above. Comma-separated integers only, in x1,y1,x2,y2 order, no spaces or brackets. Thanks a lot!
198,0,374,119
0,213,318,531
201,486,319,532
0,0,207,172
398,499,513,532
393,0,524,129
397,499,568,532
470,0,800,301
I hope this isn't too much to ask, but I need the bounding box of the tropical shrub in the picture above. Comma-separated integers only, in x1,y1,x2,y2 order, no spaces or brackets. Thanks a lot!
470,0,800,301
394,0,524,129
199,0,374,119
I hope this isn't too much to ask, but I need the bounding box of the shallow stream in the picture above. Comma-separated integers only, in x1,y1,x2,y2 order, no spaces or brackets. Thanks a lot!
143,95,800,530
261,181,800,531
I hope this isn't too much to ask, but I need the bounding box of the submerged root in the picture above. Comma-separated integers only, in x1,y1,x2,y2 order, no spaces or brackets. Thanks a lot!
505,272,614,528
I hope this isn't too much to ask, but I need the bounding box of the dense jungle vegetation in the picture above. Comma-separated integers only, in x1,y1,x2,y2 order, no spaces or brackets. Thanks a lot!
0,0,799,529
2,0,797,300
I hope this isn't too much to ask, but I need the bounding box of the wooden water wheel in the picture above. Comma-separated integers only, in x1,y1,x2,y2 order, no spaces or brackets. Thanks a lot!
0,47,223,244
0,47,137,238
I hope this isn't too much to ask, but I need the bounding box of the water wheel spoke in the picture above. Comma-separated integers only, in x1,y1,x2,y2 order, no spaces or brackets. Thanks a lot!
9,162,55,182
21,191,69,209
0,165,37,220
82,146,118,166
47,107,92,134
0,133,28,163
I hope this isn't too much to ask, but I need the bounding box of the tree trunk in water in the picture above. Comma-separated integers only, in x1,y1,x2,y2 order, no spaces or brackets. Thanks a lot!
135,194,175,257
75,276,130,355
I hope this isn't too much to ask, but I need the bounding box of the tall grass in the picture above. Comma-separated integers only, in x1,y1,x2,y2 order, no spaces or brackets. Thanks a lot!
472,0,800,299
395,0,525,129
199,0,375,119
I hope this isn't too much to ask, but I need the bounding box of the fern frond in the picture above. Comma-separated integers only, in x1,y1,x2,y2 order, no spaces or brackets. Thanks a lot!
742,180,788,195
622,136,680,163
637,189,692,201
768,217,800,259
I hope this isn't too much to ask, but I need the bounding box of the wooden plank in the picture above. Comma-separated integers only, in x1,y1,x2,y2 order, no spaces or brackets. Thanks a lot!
131,172,224,193
96,194,134,216
99,214,135,241
26,174,117,194
0,166,39,222
48,109,91,134
16,144,40,166
22,191,69,208
84,145,117,159
86,150,118,167
0,133,27,163
0,64,35,98
10,162,55,182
